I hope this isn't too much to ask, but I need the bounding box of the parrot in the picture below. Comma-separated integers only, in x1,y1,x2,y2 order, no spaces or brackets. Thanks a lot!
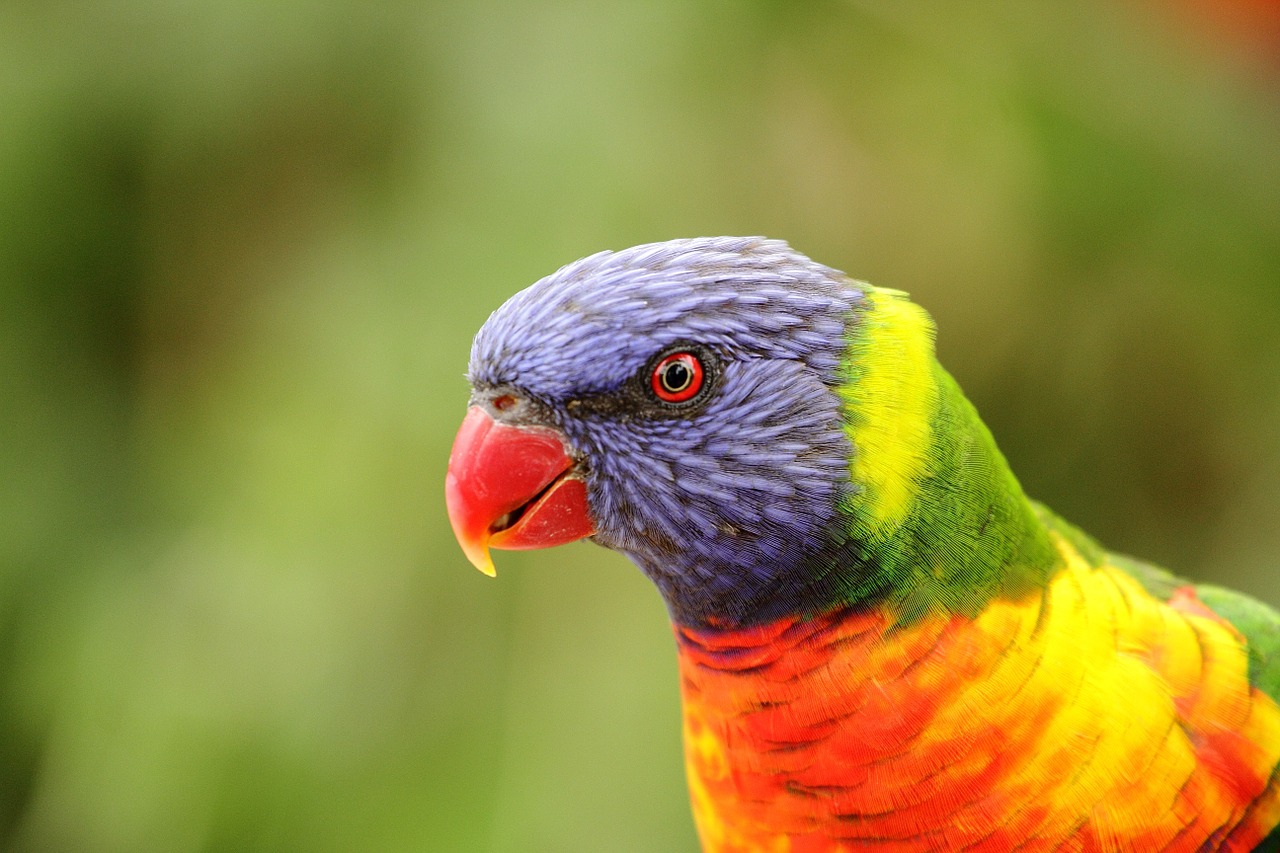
444,237,1280,852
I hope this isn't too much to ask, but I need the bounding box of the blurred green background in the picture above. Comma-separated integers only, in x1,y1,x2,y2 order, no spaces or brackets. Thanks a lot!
2,1,1278,850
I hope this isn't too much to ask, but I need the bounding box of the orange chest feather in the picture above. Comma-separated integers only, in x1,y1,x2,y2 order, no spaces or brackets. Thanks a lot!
675,539,1280,853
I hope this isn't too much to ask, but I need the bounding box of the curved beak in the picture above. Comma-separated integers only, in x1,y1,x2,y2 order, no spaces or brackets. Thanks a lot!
445,406,595,576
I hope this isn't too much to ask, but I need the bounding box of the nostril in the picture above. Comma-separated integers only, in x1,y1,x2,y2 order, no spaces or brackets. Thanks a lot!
493,394,517,412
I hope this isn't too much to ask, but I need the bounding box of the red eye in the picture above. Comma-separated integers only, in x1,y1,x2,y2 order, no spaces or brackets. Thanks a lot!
651,352,704,403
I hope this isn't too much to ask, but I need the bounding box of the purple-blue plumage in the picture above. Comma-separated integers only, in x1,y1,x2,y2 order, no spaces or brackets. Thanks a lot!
467,237,866,625
471,237,858,394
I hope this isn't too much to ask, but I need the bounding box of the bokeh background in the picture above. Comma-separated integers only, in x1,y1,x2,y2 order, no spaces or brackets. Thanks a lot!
2,1,1278,850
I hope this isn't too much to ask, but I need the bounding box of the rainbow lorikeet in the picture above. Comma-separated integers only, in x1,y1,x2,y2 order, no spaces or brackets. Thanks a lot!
445,237,1280,852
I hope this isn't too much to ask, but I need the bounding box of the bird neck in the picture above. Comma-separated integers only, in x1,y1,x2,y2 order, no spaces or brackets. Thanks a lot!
831,287,1060,622
649,286,1061,629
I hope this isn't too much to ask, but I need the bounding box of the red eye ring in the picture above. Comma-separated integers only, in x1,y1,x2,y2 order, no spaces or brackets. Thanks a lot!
651,352,704,403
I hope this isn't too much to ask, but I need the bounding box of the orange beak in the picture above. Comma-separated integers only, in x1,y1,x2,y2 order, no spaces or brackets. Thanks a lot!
445,406,595,576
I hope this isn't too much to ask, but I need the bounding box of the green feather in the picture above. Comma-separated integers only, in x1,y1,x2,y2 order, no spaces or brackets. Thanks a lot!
836,287,1058,621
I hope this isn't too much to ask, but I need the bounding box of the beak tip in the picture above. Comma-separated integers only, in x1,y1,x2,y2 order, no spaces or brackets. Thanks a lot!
455,525,497,577
446,467,497,577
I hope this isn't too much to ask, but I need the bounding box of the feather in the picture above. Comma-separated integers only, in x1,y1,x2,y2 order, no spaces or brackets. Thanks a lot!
454,237,1280,851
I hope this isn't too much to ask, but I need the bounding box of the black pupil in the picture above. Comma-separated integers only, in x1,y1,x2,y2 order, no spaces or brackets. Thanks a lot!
663,361,691,392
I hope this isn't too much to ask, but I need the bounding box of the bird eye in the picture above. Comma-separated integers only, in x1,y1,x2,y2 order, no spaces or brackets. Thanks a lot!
651,352,704,403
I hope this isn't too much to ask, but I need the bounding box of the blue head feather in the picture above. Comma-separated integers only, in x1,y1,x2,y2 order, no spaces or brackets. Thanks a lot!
468,237,867,626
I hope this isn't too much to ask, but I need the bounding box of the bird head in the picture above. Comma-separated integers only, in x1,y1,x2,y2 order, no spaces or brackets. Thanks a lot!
445,237,934,626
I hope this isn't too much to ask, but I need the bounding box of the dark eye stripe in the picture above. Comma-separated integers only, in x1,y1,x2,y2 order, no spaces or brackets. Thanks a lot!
559,346,717,419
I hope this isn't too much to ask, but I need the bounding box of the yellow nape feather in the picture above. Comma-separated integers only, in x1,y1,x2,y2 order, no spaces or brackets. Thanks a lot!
839,286,938,538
